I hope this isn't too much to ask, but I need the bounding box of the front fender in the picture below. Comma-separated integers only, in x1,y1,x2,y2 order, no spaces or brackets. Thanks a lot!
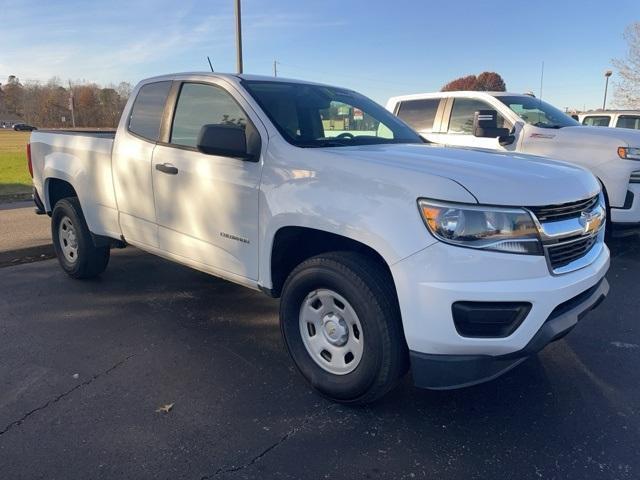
257,147,477,288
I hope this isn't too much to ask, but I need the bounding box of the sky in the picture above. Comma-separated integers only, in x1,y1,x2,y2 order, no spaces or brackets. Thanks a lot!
0,0,638,110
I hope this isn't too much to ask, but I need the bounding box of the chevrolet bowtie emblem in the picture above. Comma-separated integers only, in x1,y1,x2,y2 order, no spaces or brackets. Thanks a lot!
579,209,603,235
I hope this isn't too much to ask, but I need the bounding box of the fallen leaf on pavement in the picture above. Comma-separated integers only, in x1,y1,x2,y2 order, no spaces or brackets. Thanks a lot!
156,403,175,414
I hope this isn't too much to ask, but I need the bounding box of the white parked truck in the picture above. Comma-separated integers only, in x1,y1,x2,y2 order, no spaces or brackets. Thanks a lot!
387,91,640,236
579,110,640,130
29,73,609,403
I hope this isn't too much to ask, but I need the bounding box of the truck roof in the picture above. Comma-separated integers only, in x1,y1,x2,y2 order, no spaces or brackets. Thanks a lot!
387,91,528,104
579,109,640,115
138,72,341,89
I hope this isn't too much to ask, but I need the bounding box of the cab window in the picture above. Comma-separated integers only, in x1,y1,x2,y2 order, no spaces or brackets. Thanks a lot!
170,83,248,148
582,116,611,127
128,81,172,141
447,98,508,134
396,98,440,132
616,115,640,130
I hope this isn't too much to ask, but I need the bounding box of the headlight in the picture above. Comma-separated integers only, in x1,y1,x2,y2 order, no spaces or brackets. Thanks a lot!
618,147,640,160
418,199,542,255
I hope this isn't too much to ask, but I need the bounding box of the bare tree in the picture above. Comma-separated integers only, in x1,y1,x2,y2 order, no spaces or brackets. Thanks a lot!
0,76,132,128
613,22,640,108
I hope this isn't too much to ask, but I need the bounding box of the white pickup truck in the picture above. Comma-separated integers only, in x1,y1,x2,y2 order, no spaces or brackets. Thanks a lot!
387,91,640,236
29,73,609,403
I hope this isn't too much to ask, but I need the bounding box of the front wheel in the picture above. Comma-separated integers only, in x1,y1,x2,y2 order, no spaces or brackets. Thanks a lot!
51,198,110,279
280,252,408,404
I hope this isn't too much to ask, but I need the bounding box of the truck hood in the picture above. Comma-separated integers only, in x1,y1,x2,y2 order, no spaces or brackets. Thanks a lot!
322,143,600,206
536,125,640,149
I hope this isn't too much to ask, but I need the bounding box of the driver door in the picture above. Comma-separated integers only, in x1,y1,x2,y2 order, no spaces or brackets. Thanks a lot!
428,97,511,150
151,81,263,280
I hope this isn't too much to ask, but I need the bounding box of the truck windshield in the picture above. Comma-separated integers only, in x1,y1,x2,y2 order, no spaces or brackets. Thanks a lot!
497,96,579,129
242,80,423,148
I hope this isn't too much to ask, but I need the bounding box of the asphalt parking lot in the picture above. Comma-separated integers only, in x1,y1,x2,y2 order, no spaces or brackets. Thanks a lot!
0,236,639,479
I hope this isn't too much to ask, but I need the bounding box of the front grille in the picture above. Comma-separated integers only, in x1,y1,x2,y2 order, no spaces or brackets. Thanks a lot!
528,195,599,222
631,171,640,184
547,235,598,269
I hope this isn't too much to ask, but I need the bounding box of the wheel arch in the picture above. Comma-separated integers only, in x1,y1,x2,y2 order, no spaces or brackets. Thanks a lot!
45,177,78,213
268,226,398,301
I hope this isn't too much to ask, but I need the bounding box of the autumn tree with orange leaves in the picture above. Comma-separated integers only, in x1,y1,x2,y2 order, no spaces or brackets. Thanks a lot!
441,72,506,92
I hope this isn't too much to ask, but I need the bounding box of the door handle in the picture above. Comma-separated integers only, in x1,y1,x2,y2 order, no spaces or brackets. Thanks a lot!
155,163,178,175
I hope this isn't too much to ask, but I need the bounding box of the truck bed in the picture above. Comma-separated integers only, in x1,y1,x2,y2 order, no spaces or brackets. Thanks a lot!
37,129,116,139
30,130,120,240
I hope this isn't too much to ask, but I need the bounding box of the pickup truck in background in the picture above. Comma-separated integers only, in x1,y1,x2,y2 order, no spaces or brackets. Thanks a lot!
387,91,640,237
29,73,609,403
579,110,640,130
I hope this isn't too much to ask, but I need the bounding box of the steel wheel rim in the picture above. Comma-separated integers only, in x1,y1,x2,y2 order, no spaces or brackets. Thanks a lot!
299,289,364,375
58,216,79,264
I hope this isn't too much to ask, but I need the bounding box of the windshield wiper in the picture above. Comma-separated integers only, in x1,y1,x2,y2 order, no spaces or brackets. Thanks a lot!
533,122,564,129
295,140,348,148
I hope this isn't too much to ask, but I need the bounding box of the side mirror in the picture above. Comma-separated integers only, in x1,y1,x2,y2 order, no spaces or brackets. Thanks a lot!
570,114,579,121
473,110,510,139
197,124,253,159
498,134,516,146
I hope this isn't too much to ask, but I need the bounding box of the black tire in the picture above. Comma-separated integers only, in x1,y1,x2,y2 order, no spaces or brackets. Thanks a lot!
51,197,110,279
280,251,409,404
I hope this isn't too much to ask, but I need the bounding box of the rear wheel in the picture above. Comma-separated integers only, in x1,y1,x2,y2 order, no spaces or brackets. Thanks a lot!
51,198,110,279
280,252,408,404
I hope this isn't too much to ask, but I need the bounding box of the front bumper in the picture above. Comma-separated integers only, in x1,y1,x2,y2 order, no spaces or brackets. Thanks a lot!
410,278,608,389
610,184,640,236
390,238,610,388
610,184,640,224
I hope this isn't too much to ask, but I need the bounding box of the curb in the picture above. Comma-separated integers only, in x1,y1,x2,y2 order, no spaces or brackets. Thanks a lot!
0,244,55,268
0,192,33,204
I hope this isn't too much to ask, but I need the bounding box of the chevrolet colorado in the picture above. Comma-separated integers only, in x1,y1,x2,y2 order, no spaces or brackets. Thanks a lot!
387,91,640,236
29,73,609,403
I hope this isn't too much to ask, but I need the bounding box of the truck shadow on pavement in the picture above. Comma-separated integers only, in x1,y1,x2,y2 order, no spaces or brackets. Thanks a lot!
1,241,638,479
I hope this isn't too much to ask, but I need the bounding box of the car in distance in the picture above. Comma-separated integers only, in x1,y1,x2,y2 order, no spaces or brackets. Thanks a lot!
28,73,609,403
13,123,37,131
579,110,640,130
387,91,640,237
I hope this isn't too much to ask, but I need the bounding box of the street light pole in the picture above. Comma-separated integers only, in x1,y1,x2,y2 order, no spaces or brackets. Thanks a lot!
235,0,243,74
273,60,278,77
603,70,612,110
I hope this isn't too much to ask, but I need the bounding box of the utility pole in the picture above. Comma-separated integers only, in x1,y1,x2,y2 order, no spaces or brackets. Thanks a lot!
235,0,243,74
603,70,612,110
68,80,76,128
273,60,278,77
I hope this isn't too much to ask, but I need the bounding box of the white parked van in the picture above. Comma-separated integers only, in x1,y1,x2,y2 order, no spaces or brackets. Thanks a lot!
387,91,640,236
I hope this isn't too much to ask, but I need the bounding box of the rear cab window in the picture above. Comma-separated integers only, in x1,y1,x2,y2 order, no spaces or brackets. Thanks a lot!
396,99,440,132
128,81,172,141
582,116,611,127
